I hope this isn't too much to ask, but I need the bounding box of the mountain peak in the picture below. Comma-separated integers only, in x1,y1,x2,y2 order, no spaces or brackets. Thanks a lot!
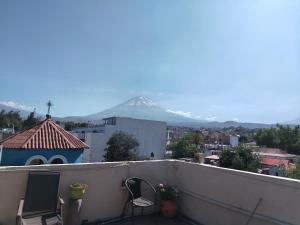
124,96,159,107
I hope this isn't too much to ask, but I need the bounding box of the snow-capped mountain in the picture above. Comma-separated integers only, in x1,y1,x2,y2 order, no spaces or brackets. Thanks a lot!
60,96,277,128
1,97,279,128
85,96,200,123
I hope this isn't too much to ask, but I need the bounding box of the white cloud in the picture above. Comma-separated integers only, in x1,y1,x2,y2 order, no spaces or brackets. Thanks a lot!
232,118,240,122
205,116,217,121
167,109,193,118
0,101,34,111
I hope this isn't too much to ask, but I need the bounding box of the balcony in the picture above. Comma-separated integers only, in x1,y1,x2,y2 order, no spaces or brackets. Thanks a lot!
0,160,299,225
100,214,199,225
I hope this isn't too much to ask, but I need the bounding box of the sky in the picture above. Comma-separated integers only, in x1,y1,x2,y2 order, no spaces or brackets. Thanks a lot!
0,0,299,123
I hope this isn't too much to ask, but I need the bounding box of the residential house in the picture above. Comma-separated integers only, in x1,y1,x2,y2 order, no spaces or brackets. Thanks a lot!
0,115,89,166
255,148,298,176
72,117,167,162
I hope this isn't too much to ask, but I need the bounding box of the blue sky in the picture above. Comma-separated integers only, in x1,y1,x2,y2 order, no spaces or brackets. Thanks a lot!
0,0,299,123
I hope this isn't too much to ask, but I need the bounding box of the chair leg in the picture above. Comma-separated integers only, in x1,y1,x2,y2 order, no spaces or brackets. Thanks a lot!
141,207,144,216
131,206,134,217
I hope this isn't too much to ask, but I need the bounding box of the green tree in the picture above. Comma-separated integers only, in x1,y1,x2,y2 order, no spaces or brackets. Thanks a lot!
184,132,204,147
168,132,202,159
64,122,89,131
219,147,260,172
103,131,139,161
253,125,300,155
0,110,23,131
22,112,40,129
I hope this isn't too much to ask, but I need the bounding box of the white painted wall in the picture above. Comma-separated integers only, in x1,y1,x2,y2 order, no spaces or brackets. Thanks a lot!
230,135,239,147
73,117,167,162
0,161,300,225
0,161,167,225
170,162,300,225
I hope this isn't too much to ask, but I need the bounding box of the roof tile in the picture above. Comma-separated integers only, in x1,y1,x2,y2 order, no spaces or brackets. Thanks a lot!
1,118,89,150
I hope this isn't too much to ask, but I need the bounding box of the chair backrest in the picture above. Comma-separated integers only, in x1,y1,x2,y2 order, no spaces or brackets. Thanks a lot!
23,171,60,217
125,177,142,200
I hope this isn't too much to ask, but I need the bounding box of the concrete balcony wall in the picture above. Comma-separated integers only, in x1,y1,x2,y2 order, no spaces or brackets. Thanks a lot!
172,161,300,225
0,161,168,225
0,160,300,225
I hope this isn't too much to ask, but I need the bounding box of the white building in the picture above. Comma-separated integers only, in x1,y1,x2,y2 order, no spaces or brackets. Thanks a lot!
72,117,167,162
229,135,239,147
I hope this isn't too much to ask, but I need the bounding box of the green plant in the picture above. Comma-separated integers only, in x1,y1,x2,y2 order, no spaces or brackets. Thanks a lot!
219,147,260,172
157,183,178,201
69,183,87,200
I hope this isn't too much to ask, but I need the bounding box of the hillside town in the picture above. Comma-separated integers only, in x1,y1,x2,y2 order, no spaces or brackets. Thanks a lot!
1,104,299,181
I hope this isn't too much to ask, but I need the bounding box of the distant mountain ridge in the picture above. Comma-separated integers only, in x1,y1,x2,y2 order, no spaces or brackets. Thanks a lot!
1,97,297,129
59,96,276,128
63,96,202,123
284,117,300,125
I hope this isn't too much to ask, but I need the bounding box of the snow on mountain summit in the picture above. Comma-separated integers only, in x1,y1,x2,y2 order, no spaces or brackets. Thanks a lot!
85,96,198,123
124,96,159,107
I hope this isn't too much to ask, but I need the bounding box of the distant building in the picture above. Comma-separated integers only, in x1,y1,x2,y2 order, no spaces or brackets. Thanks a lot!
166,126,191,143
254,148,297,161
259,158,290,176
72,117,167,162
204,155,220,166
229,135,239,147
255,148,297,176
0,115,89,166
0,127,15,142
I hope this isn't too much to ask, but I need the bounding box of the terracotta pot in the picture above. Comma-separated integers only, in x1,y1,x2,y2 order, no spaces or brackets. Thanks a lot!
160,200,177,218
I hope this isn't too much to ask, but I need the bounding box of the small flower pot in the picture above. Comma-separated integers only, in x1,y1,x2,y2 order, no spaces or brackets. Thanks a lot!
160,200,177,218
69,183,87,200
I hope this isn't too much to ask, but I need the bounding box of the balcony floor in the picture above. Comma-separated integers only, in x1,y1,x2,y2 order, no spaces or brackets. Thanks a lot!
101,214,202,225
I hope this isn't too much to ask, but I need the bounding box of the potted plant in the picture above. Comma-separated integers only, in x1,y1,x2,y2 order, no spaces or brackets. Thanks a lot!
69,183,87,200
157,183,178,218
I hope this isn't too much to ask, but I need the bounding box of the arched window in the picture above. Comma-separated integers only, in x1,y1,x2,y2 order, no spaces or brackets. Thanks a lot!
51,158,64,164
48,155,68,164
25,155,47,165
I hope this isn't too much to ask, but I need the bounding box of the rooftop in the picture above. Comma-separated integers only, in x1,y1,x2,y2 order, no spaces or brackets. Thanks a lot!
261,158,290,169
257,147,286,154
0,116,89,149
0,160,299,225
254,152,297,158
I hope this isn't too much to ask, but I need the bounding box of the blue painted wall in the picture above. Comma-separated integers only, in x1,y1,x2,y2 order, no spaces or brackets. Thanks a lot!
0,148,84,166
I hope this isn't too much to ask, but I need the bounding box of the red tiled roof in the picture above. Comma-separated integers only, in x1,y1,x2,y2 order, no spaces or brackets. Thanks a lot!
261,158,290,169
0,117,89,149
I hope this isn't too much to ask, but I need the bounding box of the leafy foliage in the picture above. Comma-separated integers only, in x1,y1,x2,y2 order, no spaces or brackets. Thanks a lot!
23,112,41,129
219,147,260,172
0,110,41,131
64,121,89,131
254,125,300,154
0,110,23,131
103,131,139,161
157,183,178,201
168,132,204,158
